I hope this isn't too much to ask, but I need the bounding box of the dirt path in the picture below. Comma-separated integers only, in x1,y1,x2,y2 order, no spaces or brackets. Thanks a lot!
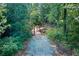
16,26,66,56
26,35,56,56
26,26,59,56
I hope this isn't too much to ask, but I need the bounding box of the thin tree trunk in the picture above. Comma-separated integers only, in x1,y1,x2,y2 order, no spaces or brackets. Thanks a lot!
64,7,68,40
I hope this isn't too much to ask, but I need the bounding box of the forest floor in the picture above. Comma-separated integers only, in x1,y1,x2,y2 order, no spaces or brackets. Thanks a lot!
15,26,67,56
15,40,28,56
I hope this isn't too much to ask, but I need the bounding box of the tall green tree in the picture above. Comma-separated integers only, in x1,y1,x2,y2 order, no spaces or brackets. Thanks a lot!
7,3,32,38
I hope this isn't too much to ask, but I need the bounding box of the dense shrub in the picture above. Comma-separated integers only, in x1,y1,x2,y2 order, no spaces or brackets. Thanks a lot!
46,28,63,41
46,28,57,40
0,37,24,56
0,4,32,56
1,42,18,56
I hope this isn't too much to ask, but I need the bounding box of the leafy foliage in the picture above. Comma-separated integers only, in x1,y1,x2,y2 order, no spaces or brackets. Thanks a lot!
0,4,10,37
0,3,79,55
0,4,32,56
